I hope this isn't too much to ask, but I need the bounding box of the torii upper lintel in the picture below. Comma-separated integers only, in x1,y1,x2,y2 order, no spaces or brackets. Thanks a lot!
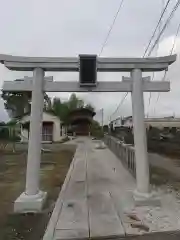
0,54,176,72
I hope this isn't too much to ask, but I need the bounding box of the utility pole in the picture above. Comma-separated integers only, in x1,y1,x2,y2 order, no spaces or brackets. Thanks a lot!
101,108,104,128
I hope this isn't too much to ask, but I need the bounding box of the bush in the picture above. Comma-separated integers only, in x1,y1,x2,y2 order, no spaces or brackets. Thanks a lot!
90,120,104,139
0,124,20,142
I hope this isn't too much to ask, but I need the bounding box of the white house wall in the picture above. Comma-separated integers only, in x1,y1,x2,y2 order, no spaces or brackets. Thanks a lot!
21,112,60,123
20,112,64,142
121,118,180,129
145,121,180,129
53,119,61,142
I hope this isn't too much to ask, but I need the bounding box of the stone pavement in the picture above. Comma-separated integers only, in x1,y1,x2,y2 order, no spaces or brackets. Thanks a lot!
44,137,180,240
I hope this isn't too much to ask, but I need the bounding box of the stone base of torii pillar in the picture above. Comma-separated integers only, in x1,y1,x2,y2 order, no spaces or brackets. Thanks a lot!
14,191,47,213
133,190,161,207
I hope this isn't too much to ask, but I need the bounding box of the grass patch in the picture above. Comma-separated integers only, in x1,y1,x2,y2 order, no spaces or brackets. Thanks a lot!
150,165,180,188
0,147,75,240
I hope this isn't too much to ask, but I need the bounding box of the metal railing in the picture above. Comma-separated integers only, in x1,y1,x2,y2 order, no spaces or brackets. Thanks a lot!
104,135,136,178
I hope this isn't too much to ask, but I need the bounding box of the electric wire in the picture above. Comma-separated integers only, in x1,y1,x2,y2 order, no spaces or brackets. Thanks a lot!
154,19,180,114
143,0,171,58
99,0,124,56
147,0,180,116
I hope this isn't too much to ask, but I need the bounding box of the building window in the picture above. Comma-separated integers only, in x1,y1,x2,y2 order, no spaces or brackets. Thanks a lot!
60,125,63,136
42,124,53,141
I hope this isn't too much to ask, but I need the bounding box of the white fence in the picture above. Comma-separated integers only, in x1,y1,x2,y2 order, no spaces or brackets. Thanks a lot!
104,135,136,177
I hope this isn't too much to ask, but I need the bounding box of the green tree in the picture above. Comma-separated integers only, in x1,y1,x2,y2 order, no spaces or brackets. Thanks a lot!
51,94,95,126
84,104,94,112
1,91,31,118
91,120,104,138
103,125,109,133
68,93,94,112
1,91,52,119
51,97,69,124
68,93,84,110
44,93,52,111
51,97,62,116
0,122,9,140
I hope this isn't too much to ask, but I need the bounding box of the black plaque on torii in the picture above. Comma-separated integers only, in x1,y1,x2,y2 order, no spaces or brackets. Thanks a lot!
79,54,97,87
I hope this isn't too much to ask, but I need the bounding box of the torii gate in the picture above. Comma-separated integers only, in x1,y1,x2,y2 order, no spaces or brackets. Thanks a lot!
0,54,176,212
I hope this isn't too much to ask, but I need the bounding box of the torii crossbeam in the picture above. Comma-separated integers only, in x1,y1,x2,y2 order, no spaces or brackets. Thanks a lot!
0,53,176,212
3,78,170,92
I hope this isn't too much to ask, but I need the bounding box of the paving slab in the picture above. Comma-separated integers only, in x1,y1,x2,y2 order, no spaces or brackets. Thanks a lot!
44,137,180,240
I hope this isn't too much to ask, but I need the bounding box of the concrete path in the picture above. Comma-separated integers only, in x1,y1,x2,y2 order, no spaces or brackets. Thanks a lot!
44,138,180,240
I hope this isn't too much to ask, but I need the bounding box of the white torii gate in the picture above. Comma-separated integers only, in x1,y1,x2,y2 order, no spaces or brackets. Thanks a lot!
0,54,176,212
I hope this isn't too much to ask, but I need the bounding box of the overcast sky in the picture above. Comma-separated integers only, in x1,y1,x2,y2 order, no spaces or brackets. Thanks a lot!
0,0,180,123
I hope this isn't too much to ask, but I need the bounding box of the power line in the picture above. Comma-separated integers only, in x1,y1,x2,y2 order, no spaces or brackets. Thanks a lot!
99,0,124,56
154,19,180,113
170,21,180,55
154,71,167,103
148,0,180,57
146,0,165,117
110,92,128,121
99,0,126,123
143,0,171,57
110,0,179,122
112,1,170,121
112,1,171,121
147,0,180,116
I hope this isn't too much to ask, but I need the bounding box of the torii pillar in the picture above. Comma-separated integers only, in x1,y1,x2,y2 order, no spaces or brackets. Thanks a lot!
0,53,176,212
124,72,156,203
5,74,53,212
132,70,151,200
23,69,45,205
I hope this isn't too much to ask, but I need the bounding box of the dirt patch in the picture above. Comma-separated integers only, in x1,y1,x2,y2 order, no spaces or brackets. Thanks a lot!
150,165,180,189
0,147,75,240
148,140,180,160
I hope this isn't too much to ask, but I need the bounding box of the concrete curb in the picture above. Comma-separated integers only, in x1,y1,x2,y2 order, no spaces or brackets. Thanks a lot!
43,146,79,240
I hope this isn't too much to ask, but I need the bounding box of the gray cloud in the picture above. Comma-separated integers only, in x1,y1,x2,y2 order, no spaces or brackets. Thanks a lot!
0,0,180,123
